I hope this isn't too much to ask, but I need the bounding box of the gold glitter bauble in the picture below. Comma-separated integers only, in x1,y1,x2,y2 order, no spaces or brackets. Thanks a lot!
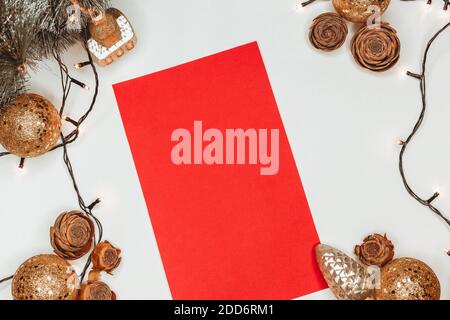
316,244,373,300
375,258,440,300
332,0,391,23
12,254,78,300
0,93,61,158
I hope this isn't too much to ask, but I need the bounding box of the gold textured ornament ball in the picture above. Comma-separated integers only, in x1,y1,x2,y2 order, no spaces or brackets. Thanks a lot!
12,254,78,300
332,0,391,23
375,258,440,300
0,93,61,158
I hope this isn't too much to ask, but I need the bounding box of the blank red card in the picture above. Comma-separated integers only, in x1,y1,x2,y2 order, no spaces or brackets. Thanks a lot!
113,42,326,299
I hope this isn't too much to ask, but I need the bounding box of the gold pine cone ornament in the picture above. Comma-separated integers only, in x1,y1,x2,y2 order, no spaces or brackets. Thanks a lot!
316,244,373,300
0,94,61,158
333,0,391,23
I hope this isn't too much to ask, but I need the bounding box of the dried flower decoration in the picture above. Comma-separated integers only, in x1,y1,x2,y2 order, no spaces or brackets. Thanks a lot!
355,233,394,267
309,12,348,52
351,22,400,72
50,211,95,260
92,241,122,274
78,271,116,300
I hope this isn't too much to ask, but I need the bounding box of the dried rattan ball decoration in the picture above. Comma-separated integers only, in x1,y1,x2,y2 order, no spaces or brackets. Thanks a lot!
12,254,78,300
309,12,348,52
351,23,400,72
0,93,61,158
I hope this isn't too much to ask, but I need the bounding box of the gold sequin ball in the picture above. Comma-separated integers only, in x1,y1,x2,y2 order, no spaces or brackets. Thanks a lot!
0,93,61,158
12,254,78,300
375,258,441,300
332,0,391,23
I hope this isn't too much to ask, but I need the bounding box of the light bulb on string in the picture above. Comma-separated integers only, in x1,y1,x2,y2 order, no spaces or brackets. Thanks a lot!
397,66,409,78
427,191,440,204
64,116,79,127
15,159,26,175
87,197,103,210
440,5,449,17
74,61,92,69
432,184,447,199
71,78,89,90
422,1,433,17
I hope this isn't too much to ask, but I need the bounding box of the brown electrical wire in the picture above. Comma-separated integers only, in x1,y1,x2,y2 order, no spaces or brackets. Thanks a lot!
2,0,447,291
300,0,450,240
401,22,450,228
301,0,320,7
0,2,104,285
400,0,450,11
52,33,104,282
0,276,13,285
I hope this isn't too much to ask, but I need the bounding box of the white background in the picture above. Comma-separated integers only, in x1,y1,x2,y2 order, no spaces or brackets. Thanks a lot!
1,0,450,300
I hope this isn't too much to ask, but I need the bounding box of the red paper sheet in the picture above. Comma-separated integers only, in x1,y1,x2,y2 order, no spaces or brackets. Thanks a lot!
113,42,326,299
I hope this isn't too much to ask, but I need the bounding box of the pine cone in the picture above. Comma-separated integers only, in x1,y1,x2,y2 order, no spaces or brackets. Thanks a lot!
355,233,394,267
78,271,116,300
78,281,116,300
309,12,348,52
92,241,122,274
50,211,95,260
351,23,400,72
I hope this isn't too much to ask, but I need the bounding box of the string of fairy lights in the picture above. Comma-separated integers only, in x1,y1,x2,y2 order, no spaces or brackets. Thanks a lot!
0,2,105,285
301,0,450,251
0,41,103,285
400,22,450,230
1,0,450,295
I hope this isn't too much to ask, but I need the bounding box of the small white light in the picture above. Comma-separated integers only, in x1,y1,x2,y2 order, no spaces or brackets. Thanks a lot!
16,165,25,175
295,1,304,11
398,66,409,77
